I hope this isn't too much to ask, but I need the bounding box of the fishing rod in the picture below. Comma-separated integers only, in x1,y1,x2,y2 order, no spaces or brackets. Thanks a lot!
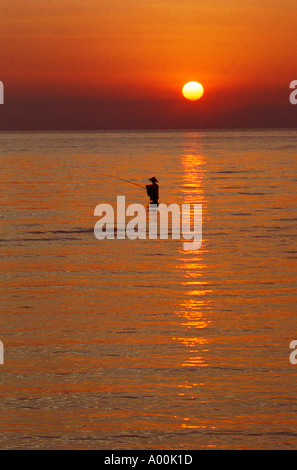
98,172,145,190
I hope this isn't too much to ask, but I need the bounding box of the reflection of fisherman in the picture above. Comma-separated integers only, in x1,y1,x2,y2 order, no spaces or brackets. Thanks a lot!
146,176,159,206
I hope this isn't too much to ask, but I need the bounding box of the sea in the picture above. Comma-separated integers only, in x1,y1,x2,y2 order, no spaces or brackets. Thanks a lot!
0,129,297,450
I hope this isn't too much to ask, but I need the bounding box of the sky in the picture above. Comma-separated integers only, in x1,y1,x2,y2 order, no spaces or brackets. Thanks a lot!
1,0,297,129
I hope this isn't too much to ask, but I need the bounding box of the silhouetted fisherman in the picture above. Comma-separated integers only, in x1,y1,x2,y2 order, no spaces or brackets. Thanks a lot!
146,176,159,206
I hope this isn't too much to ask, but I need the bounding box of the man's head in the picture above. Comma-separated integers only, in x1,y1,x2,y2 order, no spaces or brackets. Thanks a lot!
149,176,158,183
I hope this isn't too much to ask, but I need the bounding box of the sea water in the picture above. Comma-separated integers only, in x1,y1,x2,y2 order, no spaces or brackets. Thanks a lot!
0,129,297,449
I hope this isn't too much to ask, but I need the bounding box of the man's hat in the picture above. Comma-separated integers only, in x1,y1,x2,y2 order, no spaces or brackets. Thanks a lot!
149,176,158,183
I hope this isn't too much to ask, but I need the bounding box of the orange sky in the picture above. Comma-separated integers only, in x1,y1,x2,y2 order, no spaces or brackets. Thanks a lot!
1,0,297,98
1,0,297,129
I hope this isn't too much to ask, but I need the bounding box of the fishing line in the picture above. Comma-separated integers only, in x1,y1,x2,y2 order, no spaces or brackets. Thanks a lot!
97,172,145,190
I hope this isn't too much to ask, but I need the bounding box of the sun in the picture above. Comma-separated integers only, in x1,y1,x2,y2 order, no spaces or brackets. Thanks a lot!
182,81,204,101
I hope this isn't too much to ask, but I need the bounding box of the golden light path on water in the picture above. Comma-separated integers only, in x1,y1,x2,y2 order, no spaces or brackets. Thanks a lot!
172,135,214,435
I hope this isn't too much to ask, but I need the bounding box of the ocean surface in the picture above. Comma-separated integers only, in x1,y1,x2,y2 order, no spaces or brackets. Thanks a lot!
1,129,297,449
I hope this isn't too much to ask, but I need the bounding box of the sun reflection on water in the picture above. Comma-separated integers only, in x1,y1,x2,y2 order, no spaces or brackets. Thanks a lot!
170,134,216,440
173,295,211,368
173,135,212,369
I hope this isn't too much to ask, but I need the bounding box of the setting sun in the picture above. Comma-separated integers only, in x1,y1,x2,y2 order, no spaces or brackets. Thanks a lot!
182,81,204,101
